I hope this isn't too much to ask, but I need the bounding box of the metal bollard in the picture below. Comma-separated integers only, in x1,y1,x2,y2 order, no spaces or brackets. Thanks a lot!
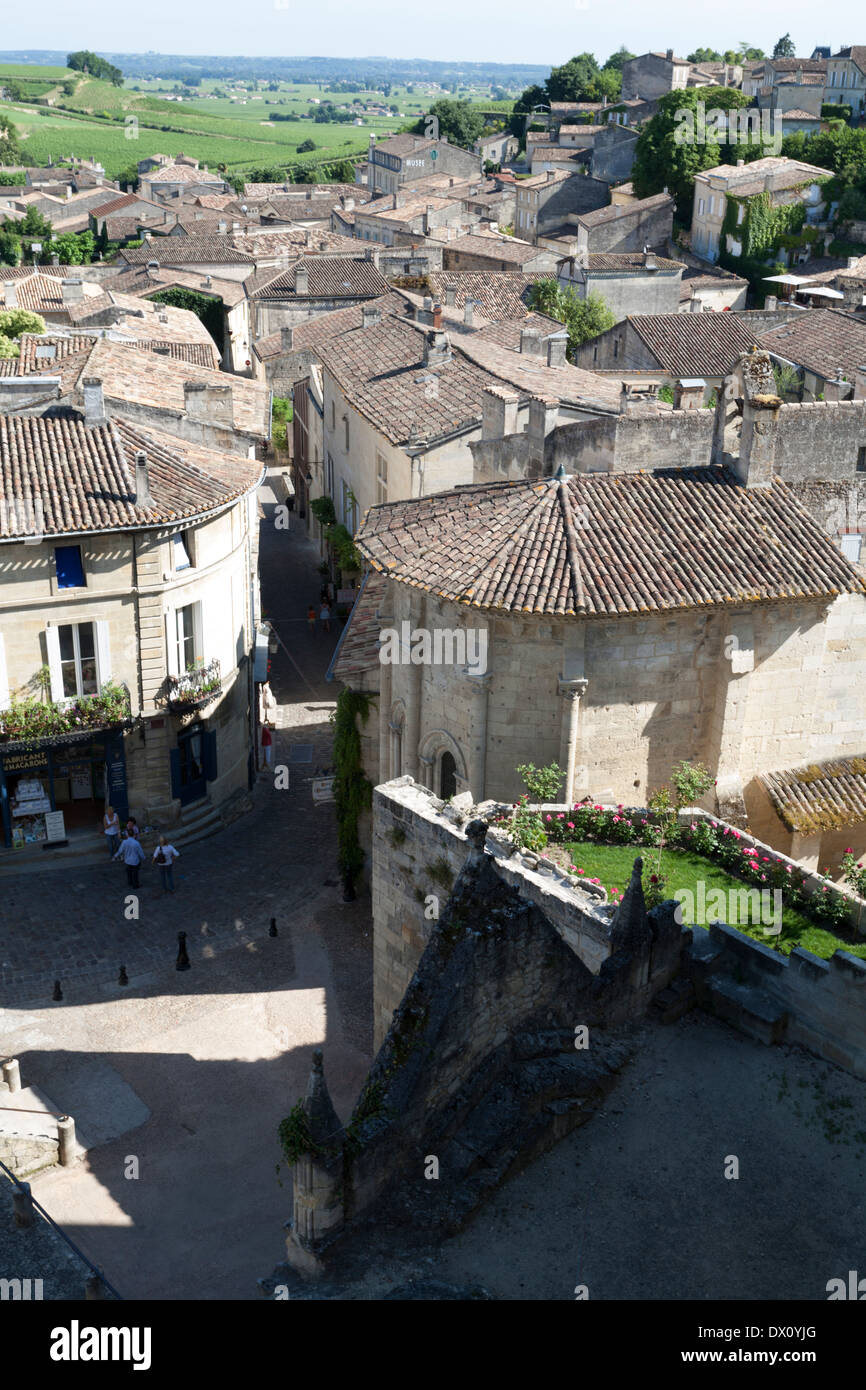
13,1181,34,1228
57,1116,77,1167
176,931,191,971
2,1058,21,1093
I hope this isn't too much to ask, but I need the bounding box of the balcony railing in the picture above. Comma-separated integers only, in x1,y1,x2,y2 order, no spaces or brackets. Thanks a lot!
166,659,222,712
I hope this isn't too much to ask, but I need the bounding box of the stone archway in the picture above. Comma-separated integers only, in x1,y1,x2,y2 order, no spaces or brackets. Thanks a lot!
418,729,468,797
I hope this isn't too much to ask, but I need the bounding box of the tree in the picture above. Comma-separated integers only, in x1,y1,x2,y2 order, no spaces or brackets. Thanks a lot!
0,115,21,164
0,308,47,353
18,206,53,241
508,83,548,140
688,48,723,63
603,47,635,74
0,226,20,266
414,99,485,148
527,281,615,359
67,50,124,86
546,53,601,102
632,86,755,217
773,34,796,59
297,138,317,153
737,43,766,60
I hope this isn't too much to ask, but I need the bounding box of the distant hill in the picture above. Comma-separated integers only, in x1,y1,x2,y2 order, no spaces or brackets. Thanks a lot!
0,50,549,86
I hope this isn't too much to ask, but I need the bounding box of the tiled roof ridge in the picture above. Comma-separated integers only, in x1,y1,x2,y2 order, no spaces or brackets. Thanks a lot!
557,477,587,613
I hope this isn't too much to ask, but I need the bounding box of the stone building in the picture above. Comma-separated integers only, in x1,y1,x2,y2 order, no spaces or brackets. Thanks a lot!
248,256,391,337
366,134,482,196
514,169,609,243
330,356,865,864
825,47,866,118
572,308,760,388
0,413,263,854
564,192,675,256
441,234,558,274
621,50,692,102
555,251,686,322
690,157,832,266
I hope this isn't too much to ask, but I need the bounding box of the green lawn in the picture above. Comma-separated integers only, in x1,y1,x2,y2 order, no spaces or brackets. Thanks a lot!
562,840,866,961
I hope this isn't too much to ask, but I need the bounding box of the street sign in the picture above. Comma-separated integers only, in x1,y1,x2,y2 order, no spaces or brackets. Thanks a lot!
312,777,335,804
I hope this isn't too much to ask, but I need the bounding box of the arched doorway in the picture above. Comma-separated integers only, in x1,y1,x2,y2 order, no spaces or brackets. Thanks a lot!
439,750,457,800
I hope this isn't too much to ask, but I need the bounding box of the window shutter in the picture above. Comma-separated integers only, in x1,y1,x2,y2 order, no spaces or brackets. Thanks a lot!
95,620,112,686
45,624,63,702
165,611,179,678
0,631,9,711
193,601,204,663
169,748,182,800
202,729,218,783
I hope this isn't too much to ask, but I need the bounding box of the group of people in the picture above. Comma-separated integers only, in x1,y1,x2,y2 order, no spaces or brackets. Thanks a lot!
103,806,180,893
307,598,332,634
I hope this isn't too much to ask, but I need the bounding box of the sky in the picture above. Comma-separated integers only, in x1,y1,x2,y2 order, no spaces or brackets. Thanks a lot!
2,0,862,67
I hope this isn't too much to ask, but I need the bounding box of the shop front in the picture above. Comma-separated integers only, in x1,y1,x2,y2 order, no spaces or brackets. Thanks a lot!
0,730,129,851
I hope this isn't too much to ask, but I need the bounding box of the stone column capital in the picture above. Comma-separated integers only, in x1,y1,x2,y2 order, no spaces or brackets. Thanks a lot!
558,677,588,699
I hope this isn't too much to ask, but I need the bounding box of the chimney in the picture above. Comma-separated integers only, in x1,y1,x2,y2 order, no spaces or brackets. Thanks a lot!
423,329,451,367
280,325,294,351
218,219,227,233
3,281,17,308
361,304,381,328
853,365,866,401
464,299,476,327
546,332,568,367
431,301,442,330
82,376,106,426
134,450,154,509
528,395,558,444
735,350,781,487
763,172,774,192
847,256,860,270
520,327,542,356
50,253,59,266
146,259,160,274
143,230,152,241
183,380,234,426
61,278,84,305
765,294,778,311
673,377,706,410
444,285,456,307
823,368,854,401
65,185,72,200
481,386,519,440
666,48,674,61
295,264,309,296
546,169,556,182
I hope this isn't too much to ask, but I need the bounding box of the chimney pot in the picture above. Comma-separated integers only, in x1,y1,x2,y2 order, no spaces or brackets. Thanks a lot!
464,299,476,327
61,278,84,305
520,327,542,356
444,285,456,307
294,264,309,296
280,325,294,350
3,281,18,308
134,450,154,509
82,376,106,426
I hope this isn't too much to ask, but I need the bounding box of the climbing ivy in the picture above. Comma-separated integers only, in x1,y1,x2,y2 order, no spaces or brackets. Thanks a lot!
331,688,375,878
719,181,831,290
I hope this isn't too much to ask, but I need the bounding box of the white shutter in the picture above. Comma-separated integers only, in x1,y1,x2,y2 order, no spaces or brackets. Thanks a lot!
95,620,111,687
0,631,9,711
165,611,179,678
45,624,63,702
193,601,204,664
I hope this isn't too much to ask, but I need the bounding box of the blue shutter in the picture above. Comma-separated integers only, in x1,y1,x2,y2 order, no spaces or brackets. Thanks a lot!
55,546,85,589
169,749,182,800
203,730,218,783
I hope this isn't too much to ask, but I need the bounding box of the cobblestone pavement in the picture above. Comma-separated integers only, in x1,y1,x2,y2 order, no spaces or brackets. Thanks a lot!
0,485,375,1299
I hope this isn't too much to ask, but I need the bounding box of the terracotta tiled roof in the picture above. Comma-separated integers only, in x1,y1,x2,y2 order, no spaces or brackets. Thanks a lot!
328,570,388,682
144,164,225,185
424,270,549,318
758,309,866,384
760,756,866,833
248,257,389,300
447,235,549,265
577,193,673,228
372,135,435,157
0,273,106,317
832,46,866,72
93,191,162,217
454,334,621,412
626,312,760,376
779,109,823,121
698,156,833,196
586,252,685,273
0,416,262,538
243,181,359,200
253,292,408,359
106,264,248,307
120,237,255,266
356,470,865,617
476,312,565,349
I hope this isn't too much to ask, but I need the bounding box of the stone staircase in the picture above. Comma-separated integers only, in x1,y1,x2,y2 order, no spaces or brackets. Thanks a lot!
687,924,788,1046
390,1029,636,1235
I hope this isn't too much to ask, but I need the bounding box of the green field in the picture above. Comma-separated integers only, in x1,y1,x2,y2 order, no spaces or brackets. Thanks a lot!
1,65,512,179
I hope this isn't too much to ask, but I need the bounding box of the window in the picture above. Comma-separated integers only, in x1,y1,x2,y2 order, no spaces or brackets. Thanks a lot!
613,338,619,359
176,602,202,674
698,197,705,216
341,479,358,531
344,415,350,452
376,452,388,505
840,534,862,563
857,447,866,472
55,545,85,590
58,622,97,697
330,400,335,430
173,532,192,571
737,203,745,226
439,750,457,800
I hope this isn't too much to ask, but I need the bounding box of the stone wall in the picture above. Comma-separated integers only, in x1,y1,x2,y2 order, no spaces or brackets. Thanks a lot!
689,920,866,1077
579,196,674,254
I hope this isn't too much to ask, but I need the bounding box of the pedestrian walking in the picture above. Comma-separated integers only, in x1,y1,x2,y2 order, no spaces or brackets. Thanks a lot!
125,816,140,840
319,599,331,634
114,834,146,889
103,805,121,857
153,836,180,893
261,723,274,768
307,604,316,634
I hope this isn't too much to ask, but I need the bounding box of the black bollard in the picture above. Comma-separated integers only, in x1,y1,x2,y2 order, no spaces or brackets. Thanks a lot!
118,965,129,987
52,980,63,1002
269,917,278,937
175,931,191,971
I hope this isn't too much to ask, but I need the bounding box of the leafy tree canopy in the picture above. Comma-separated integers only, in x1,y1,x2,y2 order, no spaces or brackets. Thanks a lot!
688,48,723,63
0,308,46,341
413,98,485,148
66,50,124,86
603,47,636,74
527,281,615,358
0,115,21,164
773,33,796,59
632,86,758,217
